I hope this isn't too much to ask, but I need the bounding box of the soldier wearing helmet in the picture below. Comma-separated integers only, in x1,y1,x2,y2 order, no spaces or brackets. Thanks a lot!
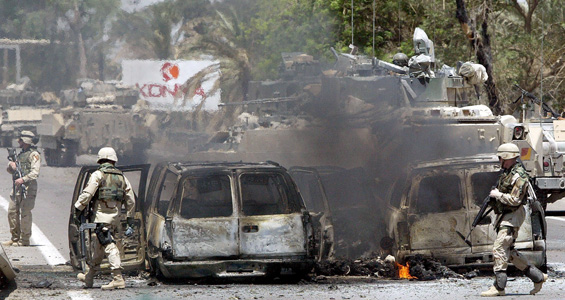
481,143,548,296
74,147,135,290
3,131,41,247
392,53,409,67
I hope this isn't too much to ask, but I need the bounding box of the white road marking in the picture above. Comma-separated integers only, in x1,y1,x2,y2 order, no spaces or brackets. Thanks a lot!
0,195,93,300
67,291,95,300
0,195,66,265
546,216,565,222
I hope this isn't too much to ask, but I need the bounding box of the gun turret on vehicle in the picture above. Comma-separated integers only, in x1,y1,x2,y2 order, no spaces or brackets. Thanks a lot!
247,52,321,104
498,85,565,209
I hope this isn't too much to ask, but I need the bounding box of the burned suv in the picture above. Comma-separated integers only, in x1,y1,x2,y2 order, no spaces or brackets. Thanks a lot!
69,161,315,279
381,155,547,270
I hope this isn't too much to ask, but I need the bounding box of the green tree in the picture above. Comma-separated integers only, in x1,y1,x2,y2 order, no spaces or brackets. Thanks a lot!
0,0,120,89
48,0,120,79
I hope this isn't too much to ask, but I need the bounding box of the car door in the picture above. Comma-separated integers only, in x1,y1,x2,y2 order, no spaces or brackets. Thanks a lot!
68,164,150,272
238,170,308,258
169,171,239,259
288,167,335,260
407,169,471,251
383,175,411,254
466,167,499,252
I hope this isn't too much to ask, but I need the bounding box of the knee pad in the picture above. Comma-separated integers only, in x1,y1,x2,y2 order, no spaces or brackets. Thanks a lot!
495,271,507,290
524,265,544,283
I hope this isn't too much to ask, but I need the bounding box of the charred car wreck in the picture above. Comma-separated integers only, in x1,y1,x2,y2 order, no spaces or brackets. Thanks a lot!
69,161,315,279
381,155,547,271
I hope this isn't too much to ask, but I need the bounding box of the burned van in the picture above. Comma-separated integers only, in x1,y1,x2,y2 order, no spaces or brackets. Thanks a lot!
69,161,315,279
381,155,547,270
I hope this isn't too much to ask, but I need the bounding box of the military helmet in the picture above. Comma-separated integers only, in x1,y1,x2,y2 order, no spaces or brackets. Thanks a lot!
19,130,35,145
497,143,520,160
97,147,118,163
392,53,409,67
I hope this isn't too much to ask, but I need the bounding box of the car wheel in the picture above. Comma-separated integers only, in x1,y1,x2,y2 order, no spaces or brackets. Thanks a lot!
148,256,163,278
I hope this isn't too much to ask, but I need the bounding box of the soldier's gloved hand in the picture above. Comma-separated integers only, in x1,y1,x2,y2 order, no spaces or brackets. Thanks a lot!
125,217,135,237
73,209,83,224
125,226,134,237
489,188,503,199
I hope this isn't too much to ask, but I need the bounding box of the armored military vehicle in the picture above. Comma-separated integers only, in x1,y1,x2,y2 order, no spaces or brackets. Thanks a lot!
495,85,565,211
38,79,152,166
0,77,59,147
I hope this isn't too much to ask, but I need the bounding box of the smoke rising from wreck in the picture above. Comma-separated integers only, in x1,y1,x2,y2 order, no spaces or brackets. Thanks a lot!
142,65,499,260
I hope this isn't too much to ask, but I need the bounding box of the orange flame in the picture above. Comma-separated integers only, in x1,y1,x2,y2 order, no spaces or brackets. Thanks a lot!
396,262,417,279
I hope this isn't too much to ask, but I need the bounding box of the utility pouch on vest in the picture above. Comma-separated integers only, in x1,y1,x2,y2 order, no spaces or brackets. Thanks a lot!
98,187,125,204
95,223,114,246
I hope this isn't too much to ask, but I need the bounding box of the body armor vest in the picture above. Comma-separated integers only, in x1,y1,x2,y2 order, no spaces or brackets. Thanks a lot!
95,163,126,210
495,163,529,214
18,147,39,176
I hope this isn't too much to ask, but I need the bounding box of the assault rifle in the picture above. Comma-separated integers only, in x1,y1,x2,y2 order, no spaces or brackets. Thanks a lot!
78,212,96,269
459,195,496,247
7,148,26,230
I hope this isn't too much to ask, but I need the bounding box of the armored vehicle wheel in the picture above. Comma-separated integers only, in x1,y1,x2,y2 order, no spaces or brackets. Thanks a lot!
0,135,12,147
61,140,78,167
44,148,61,166
44,140,78,167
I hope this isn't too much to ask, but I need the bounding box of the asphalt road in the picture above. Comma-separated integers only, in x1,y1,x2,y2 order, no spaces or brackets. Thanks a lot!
0,152,564,299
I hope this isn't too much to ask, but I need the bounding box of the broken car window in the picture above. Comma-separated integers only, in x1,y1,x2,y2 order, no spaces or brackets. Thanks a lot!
415,174,462,213
290,172,326,212
157,170,177,216
390,176,408,209
241,173,299,216
180,175,232,218
470,171,500,207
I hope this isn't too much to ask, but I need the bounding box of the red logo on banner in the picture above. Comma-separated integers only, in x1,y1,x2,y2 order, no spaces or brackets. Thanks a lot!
160,62,179,82
195,87,206,98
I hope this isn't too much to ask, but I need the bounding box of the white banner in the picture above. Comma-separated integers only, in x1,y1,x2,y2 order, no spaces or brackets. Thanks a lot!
122,59,221,111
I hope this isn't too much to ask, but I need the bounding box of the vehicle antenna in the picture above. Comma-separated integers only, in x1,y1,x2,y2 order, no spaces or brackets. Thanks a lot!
528,7,545,121
372,0,375,58
351,0,354,46
397,0,401,47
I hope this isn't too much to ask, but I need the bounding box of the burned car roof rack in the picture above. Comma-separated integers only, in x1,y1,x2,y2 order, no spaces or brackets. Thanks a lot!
170,160,284,171
410,154,500,170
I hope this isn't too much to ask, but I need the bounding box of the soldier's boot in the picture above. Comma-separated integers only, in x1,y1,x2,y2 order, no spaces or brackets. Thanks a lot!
101,270,125,290
18,240,30,246
2,240,19,247
481,271,506,297
77,268,96,288
525,265,548,295
481,286,505,297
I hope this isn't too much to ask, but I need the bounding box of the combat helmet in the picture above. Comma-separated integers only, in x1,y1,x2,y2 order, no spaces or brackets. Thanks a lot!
97,147,118,163
19,131,36,145
497,143,520,160
392,53,409,67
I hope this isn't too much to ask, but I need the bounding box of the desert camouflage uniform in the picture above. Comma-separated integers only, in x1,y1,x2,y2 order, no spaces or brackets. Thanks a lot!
6,147,40,244
492,162,529,272
74,162,135,272
489,162,545,292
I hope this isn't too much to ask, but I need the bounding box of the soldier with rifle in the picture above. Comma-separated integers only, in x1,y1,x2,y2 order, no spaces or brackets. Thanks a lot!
480,143,548,297
2,131,40,247
74,147,135,290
